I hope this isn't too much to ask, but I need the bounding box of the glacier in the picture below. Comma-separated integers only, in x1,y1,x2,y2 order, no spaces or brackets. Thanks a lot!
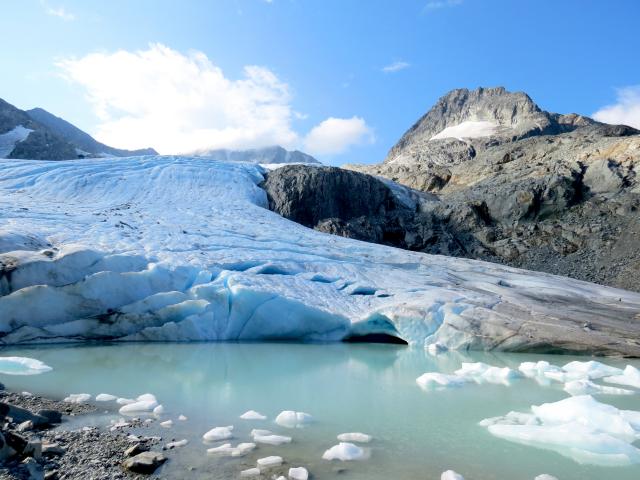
1,155,640,352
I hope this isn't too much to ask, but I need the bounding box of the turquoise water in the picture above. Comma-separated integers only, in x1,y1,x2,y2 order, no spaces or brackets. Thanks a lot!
1,343,639,480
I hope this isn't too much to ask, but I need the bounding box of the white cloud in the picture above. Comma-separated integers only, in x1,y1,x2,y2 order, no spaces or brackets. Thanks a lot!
424,0,463,12
304,117,374,156
42,1,75,21
57,43,373,157
57,44,299,154
593,86,640,129
382,61,410,73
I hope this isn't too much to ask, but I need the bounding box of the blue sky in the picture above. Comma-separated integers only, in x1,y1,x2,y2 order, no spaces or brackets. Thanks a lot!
2,0,640,164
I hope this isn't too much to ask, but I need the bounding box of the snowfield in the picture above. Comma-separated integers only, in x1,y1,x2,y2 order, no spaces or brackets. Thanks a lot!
1,156,640,350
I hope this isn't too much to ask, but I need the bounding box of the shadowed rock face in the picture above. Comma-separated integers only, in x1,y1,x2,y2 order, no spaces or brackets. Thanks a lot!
338,87,640,292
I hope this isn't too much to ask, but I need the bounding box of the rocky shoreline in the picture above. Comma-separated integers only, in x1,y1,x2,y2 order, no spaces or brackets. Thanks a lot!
0,389,166,480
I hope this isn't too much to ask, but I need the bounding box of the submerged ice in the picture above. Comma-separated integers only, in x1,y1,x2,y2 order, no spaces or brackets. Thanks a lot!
1,156,640,353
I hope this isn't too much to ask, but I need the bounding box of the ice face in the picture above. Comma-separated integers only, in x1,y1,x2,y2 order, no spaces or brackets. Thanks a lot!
482,395,640,466
1,156,640,352
0,356,52,375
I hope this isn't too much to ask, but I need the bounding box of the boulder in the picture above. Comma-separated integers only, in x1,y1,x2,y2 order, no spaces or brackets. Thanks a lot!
122,451,167,474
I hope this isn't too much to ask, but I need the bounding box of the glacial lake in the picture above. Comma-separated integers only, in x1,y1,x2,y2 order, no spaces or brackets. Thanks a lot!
1,343,639,480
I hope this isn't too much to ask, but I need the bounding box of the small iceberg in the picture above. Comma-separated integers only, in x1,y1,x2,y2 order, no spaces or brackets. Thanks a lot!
203,425,234,442
563,379,634,396
288,467,309,480
561,361,623,380
481,395,640,466
416,372,468,390
275,410,313,428
441,471,465,480
0,356,52,375
64,393,91,404
257,455,283,468
604,365,640,389
240,410,267,420
322,442,366,461
118,393,158,414
95,393,117,402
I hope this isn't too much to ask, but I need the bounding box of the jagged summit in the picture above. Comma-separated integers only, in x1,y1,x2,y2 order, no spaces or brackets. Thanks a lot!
190,145,320,165
385,86,600,165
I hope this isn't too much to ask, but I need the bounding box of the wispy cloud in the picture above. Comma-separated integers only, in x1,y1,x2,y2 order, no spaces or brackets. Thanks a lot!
593,85,640,129
382,61,410,73
42,1,76,21
423,0,463,13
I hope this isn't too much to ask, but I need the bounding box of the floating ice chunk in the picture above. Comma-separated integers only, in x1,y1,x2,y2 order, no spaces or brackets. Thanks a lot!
337,432,372,443
207,443,233,455
288,466,309,480
534,475,558,480
233,442,256,457
532,395,638,442
166,439,188,449
322,442,366,461
117,397,135,405
118,394,158,414
0,356,53,375
416,372,468,389
257,456,283,468
153,404,165,415
254,434,292,446
203,425,234,442
251,429,273,437
455,362,520,385
207,443,256,457
240,410,267,420
160,420,173,428
482,395,640,466
275,410,313,428
604,365,640,390
178,414,188,421
95,393,117,402
240,468,261,477
64,393,91,404
441,471,465,480
564,379,634,396
518,361,562,378
426,343,448,355
543,370,586,383
562,361,623,380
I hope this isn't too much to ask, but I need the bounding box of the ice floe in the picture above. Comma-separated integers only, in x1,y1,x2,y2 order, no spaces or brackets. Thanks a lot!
118,393,158,415
64,393,91,404
322,442,366,461
240,467,260,477
153,404,165,415
563,379,634,396
482,395,640,466
166,439,188,449
275,410,313,428
561,361,623,380
203,425,234,442
257,455,283,468
604,365,640,390
160,420,173,428
95,393,117,402
441,471,465,480
288,467,309,480
534,475,558,480
0,356,52,375
240,410,267,420
337,432,372,443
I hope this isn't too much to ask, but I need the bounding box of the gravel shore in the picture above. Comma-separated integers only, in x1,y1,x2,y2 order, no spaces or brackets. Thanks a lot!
0,390,163,480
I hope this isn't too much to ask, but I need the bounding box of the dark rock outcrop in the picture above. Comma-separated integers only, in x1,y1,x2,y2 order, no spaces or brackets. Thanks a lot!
340,87,640,292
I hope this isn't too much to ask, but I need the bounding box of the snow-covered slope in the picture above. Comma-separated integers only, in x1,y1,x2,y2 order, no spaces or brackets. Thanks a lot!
1,156,639,352
0,125,32,158
190,146,319,165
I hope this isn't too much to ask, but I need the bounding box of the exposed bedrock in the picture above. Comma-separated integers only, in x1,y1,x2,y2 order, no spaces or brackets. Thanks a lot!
340,87,640,291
